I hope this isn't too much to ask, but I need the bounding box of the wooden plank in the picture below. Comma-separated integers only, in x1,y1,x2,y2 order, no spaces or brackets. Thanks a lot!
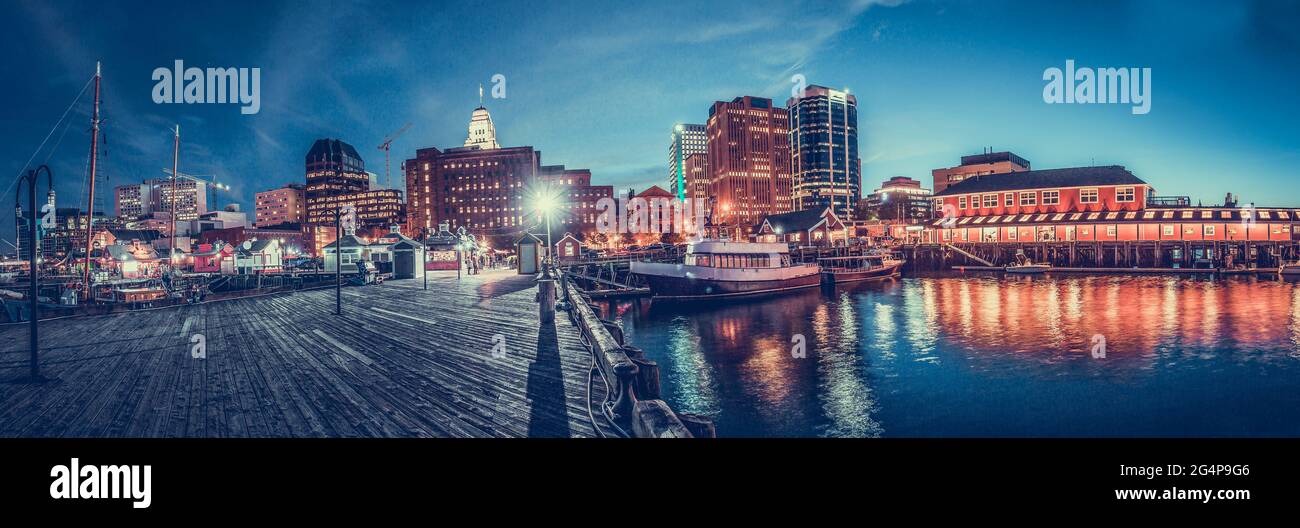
0,271,600,438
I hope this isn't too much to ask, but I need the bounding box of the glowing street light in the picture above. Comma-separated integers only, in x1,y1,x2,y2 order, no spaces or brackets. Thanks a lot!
531,186,561,277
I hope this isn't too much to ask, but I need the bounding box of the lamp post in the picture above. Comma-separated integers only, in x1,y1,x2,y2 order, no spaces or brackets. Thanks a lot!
16,165,53,382
334,207,341,316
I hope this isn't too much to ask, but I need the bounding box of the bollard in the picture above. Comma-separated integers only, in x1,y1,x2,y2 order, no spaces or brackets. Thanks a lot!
537,277,556,324
609,359,640,421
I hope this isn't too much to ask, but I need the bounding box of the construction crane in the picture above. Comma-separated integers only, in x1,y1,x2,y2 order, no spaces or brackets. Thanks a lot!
162,167,231,211
377,122,411,189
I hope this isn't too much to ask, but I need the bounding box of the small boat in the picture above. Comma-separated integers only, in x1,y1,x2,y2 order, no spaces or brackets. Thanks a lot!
1280,262,1300,278
1005,263,1051,274
819,254,903,284
630,240,820,301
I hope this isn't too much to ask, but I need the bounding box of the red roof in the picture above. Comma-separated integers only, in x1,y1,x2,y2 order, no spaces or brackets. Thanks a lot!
636,185,673,198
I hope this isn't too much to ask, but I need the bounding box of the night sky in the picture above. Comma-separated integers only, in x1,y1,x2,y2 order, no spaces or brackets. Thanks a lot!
2,0,1297,241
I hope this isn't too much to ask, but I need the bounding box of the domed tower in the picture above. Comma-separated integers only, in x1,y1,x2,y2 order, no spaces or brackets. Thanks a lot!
464,85,500,150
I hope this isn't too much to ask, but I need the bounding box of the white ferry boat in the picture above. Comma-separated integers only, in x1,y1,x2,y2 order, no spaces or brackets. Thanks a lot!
629,240,820,300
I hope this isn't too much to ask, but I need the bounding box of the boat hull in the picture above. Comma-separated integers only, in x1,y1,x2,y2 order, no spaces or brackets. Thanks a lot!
1005,265,1050,274
635,267,822,301
821,262,902,284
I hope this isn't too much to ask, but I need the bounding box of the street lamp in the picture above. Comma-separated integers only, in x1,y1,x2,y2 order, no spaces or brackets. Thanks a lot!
533,186,560,278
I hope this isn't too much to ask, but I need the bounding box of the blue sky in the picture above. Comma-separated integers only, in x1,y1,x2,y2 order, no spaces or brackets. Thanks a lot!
2,0,1298,239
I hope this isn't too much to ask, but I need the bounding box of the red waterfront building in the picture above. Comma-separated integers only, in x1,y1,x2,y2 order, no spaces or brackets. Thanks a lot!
928,165,1298,245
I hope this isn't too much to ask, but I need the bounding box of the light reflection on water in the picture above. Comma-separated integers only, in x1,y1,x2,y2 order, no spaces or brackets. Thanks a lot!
601,274,1300,437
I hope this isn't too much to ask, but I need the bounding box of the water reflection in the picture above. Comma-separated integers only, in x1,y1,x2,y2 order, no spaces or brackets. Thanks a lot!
603,275,1300,437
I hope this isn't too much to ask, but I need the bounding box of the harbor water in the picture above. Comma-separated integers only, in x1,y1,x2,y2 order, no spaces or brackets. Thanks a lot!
600,273,1300,437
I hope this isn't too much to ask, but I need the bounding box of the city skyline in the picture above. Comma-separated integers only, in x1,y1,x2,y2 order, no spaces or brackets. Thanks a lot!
3,0,1299,240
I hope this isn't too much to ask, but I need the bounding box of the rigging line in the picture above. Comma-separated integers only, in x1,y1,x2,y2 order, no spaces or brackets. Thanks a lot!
4,75,94,200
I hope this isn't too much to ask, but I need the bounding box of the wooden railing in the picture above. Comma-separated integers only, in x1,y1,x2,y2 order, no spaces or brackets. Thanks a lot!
559,274,715,438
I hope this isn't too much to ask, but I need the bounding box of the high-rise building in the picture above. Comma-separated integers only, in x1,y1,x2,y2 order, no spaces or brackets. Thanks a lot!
146,178,208,222
705,96,793,227
683,153,709,202
255,183,305,227
668,123,706,201
303,138,405,254
305,139,369,224
787,85,860,220
931,150,1030,194
407,143,539,235
114,184,150,218
405,103,609,241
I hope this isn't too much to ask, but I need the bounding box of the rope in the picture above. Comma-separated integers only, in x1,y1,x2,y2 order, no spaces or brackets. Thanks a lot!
4,75,94,200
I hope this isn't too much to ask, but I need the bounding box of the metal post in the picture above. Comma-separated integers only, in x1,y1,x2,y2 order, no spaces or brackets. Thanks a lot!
422,239,428,290
456,248,462,280
340,206,345,313
27,174,39,380
17,165,52,382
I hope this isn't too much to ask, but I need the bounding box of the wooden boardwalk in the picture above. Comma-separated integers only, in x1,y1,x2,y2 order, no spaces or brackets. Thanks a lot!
0,270,611,438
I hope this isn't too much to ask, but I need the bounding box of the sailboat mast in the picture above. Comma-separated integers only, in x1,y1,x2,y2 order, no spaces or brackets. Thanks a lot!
170,124,179,263
81,61,101,300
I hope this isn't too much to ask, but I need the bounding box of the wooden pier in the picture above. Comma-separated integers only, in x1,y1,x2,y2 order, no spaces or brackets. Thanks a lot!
0,270,613,438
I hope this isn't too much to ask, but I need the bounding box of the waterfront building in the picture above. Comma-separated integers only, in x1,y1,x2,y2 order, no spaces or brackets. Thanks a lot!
255,184,305,227
405,102,606,245
751,207,848,247
369,226,426,279
191,242,235,274
787,85,860,220
196,225,307,257
864,176,933,221
706,96,794,227
668,123,707,201
538,165,614,235
927,165,1299,248
931,150,1031,195
233,238,283,274
321,234,370,274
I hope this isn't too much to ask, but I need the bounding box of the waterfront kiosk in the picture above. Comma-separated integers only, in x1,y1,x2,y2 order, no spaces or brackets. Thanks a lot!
554,233,583,264
422,224,461,271
322,234,369,275
372,227,426,280
516,233,544,274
